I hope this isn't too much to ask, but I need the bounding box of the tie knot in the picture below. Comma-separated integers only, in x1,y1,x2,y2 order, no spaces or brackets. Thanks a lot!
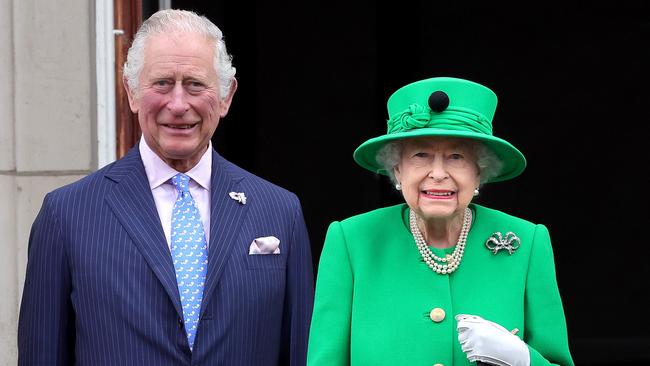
171,173,191,194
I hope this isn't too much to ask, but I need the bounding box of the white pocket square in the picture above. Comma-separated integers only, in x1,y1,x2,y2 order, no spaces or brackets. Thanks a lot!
249,236,281,255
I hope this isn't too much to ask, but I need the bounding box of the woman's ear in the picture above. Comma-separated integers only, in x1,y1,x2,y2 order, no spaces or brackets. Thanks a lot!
393,164,402,183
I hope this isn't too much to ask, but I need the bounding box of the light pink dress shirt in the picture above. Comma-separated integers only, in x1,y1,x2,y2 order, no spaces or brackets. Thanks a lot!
139,137,212,249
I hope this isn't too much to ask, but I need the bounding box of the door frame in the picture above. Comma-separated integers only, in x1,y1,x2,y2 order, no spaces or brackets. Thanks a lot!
113,0,143,159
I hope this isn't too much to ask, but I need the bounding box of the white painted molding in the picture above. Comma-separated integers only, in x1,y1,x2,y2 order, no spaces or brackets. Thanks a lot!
159,0,171,10
95,0,116,169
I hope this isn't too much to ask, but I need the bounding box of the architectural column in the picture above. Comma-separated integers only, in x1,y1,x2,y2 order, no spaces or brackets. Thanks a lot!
2,0,96,363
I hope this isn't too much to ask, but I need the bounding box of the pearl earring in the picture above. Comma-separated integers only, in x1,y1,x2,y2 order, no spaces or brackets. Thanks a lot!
395,183,402,190
473,188,479,196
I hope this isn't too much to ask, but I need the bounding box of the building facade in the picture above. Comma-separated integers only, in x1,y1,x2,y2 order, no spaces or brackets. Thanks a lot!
1,1,117,363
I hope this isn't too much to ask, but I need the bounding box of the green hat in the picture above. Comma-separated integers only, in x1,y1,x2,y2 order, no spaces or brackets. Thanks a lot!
353,77,526,183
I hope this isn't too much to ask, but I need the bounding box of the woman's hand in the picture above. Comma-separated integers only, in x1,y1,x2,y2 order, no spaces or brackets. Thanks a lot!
455,314,530,366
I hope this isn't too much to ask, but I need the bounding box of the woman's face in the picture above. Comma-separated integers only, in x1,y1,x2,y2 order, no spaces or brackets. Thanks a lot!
394,137,481,222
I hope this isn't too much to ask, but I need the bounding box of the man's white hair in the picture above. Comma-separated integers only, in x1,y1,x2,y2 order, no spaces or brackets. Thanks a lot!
122,9,236,99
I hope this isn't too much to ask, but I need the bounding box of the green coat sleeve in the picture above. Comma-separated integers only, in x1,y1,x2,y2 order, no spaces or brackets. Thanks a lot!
525,224,574,366
307,221,353,366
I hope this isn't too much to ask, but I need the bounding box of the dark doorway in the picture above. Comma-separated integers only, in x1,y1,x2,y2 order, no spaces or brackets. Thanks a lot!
170,2,650,364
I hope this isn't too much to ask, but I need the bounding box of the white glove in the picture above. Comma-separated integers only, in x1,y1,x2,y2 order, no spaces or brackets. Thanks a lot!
456,314,530,366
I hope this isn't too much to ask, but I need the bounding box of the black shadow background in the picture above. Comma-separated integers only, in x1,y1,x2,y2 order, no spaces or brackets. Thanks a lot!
153,2,650,364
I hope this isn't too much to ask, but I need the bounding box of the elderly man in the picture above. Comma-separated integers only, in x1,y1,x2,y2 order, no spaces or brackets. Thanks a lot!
18,9,314,365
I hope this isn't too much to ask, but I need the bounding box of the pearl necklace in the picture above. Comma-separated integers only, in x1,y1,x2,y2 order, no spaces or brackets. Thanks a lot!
409,208,472,275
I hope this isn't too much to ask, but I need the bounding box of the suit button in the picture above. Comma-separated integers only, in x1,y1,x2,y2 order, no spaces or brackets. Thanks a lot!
178,318,184,327
429,308,445,323
433,364,444,366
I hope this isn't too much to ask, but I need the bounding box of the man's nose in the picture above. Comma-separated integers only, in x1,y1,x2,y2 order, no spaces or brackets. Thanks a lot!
167,83,190,114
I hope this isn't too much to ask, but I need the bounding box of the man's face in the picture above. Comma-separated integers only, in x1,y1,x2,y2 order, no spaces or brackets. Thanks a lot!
126,32,235,172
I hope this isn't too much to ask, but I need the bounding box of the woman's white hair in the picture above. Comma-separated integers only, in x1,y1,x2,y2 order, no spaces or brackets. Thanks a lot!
376,138,504,188
123,9,236,100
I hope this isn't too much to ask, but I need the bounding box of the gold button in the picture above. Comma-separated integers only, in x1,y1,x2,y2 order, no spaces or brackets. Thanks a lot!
429,308,446,322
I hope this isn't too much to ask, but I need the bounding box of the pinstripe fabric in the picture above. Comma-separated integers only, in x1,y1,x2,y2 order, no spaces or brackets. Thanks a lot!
18,146,315,365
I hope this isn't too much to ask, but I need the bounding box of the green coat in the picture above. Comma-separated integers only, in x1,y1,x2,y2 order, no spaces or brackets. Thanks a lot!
307,203,574,366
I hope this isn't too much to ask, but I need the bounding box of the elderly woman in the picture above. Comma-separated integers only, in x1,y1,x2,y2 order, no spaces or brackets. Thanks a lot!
307,77,574,366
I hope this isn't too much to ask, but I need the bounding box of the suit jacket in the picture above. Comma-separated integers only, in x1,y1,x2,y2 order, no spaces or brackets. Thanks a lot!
307,203,574,366
18,147,314,365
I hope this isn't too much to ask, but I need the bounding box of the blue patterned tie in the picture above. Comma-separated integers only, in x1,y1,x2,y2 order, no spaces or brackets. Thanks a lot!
170,173,208,350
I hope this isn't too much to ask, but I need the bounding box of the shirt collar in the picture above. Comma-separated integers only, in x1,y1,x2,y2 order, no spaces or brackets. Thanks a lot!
139,137,212,190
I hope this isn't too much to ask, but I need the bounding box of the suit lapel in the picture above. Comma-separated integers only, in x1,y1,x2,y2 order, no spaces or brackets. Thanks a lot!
201,151,249,316
104,147,183,317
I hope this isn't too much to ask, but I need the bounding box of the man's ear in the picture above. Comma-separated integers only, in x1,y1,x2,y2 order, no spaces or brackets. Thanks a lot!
218,78,238,118
123,77,139,113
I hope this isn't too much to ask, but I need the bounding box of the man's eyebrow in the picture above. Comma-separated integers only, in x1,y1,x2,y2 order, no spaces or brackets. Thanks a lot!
148,72,173,79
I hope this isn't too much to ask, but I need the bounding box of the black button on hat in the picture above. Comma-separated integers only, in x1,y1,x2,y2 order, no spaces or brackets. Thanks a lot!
428,91,449,112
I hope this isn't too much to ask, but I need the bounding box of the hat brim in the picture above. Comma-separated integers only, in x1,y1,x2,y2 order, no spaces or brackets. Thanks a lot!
353,128,527,183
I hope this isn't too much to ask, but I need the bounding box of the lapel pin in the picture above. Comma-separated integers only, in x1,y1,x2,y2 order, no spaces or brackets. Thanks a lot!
228,192,247,205
485,231,521,255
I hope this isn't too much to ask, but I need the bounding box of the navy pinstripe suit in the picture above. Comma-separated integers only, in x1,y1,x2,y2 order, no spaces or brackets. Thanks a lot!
18,146,314,365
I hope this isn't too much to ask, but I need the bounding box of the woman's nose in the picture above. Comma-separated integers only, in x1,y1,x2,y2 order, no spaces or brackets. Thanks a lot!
427,157,449,181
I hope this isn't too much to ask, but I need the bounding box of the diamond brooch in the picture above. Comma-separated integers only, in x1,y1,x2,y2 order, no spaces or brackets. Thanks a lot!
485,232,520,255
